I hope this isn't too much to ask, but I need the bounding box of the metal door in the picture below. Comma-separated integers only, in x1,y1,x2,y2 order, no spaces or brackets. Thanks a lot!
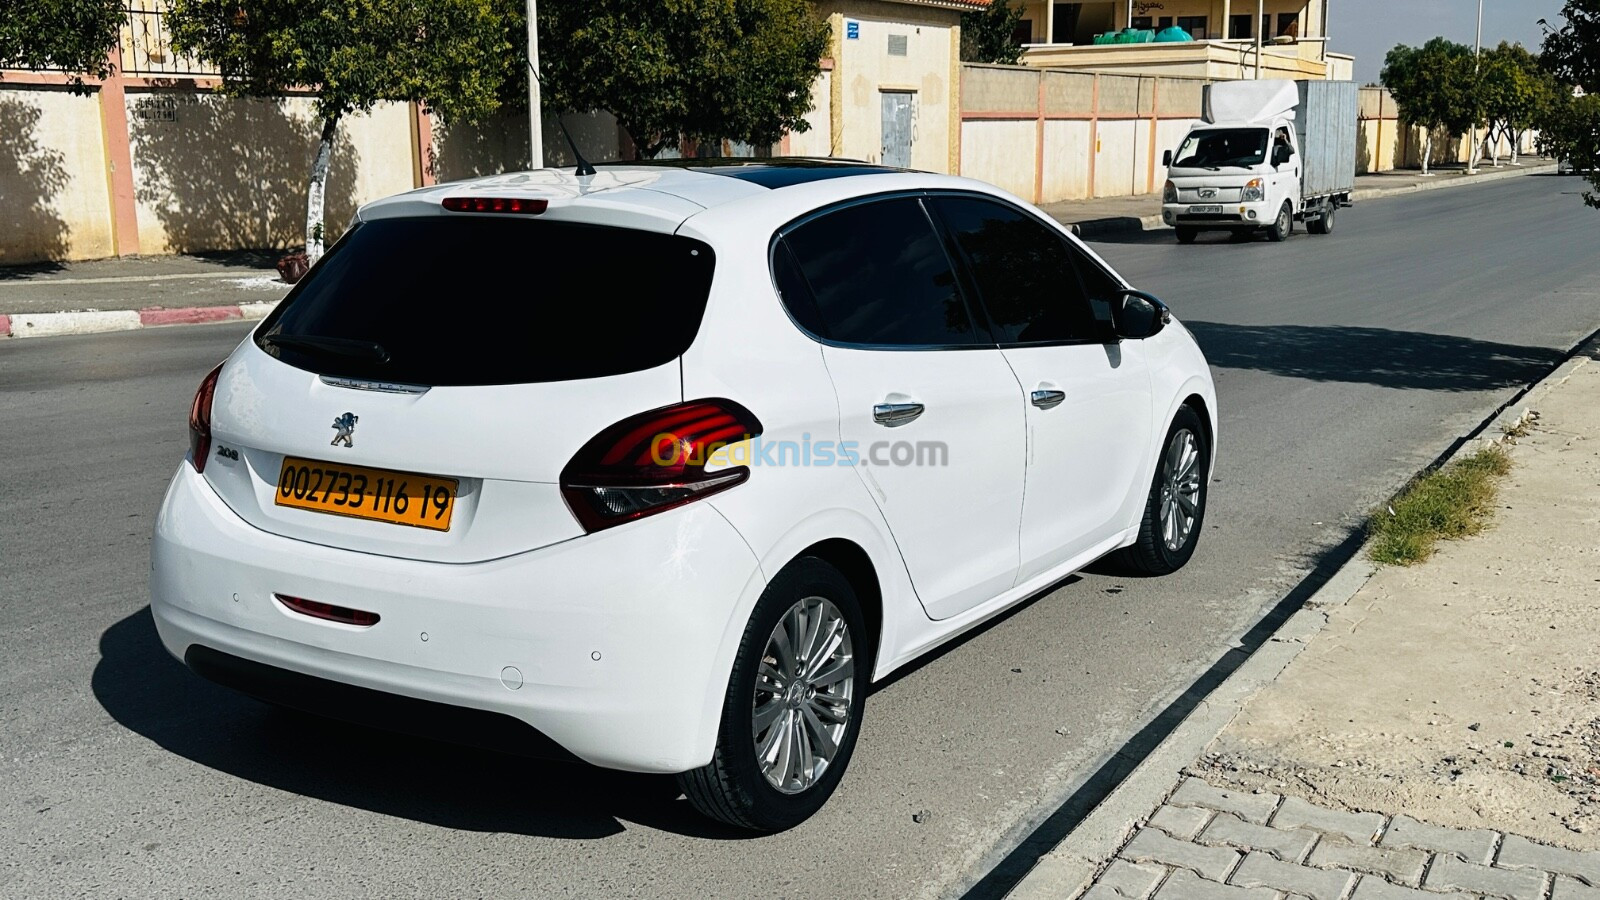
880,91,914,168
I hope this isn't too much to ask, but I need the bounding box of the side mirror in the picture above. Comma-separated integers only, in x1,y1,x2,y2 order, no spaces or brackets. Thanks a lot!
1273,145,1293,167
1113,289,1172,340
1163,149,1173,167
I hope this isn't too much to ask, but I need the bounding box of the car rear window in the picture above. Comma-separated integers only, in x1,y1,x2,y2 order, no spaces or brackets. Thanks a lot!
254,216,716,386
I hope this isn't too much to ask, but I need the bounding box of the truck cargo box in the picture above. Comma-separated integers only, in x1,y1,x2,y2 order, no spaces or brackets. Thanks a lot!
1295,80,1358,199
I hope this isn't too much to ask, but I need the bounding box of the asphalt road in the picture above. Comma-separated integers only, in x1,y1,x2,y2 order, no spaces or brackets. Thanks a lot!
4,174,1599,900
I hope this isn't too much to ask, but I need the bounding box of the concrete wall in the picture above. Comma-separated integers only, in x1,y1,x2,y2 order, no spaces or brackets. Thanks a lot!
788,70,835,158
0,87,115,264
125,92,412,254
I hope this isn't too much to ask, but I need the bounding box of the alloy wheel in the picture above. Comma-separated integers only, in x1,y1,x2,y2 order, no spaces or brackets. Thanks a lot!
752,596,855,794
1158,428,1202,552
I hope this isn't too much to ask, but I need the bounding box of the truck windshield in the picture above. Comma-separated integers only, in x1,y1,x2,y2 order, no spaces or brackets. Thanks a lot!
1173,128,1269,169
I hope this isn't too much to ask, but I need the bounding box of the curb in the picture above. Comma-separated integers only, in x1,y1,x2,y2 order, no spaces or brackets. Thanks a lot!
0,300,277,339
999,328,1600,900
1060,163,1558,239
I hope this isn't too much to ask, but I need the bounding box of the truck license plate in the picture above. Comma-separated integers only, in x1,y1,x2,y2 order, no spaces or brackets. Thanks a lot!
1190,205,1223,214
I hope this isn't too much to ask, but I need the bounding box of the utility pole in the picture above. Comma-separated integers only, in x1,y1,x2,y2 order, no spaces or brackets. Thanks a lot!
1255,0,1264,78
527,0,544,169
1468,0,1482,174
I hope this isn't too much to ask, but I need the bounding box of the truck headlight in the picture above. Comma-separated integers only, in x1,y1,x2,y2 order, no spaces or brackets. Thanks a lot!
1163,180,1177,204
1241,178,1265,202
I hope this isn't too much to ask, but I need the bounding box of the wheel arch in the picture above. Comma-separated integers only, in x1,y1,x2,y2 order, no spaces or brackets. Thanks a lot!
791,538,883,671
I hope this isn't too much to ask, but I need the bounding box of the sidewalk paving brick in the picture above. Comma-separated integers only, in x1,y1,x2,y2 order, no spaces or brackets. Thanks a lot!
1121,828,1241,881
1148,803,1212,840
1229,850,1355,900
1307,837,1429,887
1423,855,1545,900
1379,814,1498,864
1080,860,1168,900
1349,876,1475,900
1270,797,1384,844
1152,869,1276,900
1199,813,1317,861
1497,834,1600,884
1554,875,1600,899
1169,777,1281,824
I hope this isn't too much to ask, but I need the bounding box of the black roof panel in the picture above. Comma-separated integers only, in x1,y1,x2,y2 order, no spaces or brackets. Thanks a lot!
600,157,910,189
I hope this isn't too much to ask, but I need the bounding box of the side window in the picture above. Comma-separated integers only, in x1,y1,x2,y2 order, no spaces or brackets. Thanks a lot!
1064,242,1126,330
783,197,980,347
928,196,1100,345
771,238,826,337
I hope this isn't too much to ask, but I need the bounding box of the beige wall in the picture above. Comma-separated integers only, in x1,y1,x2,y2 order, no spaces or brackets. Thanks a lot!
0,87,115,264
788,70,835,158
124,92,412,255
825,0,960,172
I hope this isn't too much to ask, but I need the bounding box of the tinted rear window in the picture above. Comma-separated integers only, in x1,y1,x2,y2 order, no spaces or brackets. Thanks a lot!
255,216,715,386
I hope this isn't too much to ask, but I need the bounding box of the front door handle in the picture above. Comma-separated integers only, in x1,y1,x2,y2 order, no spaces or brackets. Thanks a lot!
873,402,925,426
1031,389,1066,410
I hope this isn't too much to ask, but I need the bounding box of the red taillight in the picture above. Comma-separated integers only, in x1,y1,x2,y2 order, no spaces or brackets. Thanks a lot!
560,400,763,532
188,363,223,473
275,594,381,627
441,196,549,214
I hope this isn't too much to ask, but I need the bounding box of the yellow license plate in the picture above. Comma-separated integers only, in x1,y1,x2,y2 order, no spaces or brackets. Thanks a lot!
275,457,457,531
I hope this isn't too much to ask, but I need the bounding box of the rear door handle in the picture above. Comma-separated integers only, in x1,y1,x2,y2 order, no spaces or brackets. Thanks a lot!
1031,390,1066,410
873,402,925,426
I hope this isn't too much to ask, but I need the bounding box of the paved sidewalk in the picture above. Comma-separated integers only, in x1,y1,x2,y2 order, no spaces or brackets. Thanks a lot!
1008,343,1600,900
1041,160,1559,237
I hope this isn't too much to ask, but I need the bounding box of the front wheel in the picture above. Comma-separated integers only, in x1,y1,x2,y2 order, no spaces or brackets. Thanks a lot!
1175,226,1198,244
1266,202,1293,242
678,557,868,832
1114,406,1210,575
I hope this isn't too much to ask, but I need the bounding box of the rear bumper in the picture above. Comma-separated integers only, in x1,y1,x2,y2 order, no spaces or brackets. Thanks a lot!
151,464,766,774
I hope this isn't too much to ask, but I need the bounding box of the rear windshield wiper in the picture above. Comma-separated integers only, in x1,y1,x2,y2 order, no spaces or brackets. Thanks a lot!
261,333,390,364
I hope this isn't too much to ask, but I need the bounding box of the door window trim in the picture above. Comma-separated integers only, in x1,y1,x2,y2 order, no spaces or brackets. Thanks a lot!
768,191,999,352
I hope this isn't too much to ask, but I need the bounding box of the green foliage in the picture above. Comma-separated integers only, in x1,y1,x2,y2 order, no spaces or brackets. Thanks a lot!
961,0,1024,66
1479,43,1544,137
0,0,125,84
1381,38,1480,136
1369,445,1512,566
529,0,830,158
163,0,515,123
1540,1,1600,206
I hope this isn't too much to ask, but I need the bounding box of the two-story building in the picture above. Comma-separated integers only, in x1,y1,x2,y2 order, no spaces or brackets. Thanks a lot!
1009,1,1353,80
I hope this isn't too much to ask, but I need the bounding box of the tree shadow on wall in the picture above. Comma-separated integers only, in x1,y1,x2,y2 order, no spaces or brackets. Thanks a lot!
131,92,356,253
0,94,71,272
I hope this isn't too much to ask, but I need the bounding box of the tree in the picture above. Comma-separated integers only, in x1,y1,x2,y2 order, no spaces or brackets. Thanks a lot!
961,0,1024,66
1539,1,1600,206
165,0,516,260
530,0,830,159
0,0,125,84
1381,38,1479,175
1476,43,1546,166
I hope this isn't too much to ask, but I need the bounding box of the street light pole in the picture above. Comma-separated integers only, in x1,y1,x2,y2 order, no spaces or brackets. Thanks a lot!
1255,0,1264,78
1467,0,1482,174
526,0,544,169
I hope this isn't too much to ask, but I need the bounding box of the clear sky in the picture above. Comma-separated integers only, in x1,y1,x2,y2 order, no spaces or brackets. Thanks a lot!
1329,0,1567,84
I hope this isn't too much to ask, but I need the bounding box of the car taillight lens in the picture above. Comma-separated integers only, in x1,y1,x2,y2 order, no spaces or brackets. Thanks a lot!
1163,179,1178,203
560,399,763,532
441,196,549,214
188,363,223,473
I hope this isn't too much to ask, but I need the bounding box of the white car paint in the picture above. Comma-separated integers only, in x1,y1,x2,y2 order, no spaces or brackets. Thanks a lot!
151,163,1217,782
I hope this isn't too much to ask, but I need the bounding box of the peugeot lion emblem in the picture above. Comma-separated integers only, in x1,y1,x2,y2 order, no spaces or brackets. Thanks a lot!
330,412,359,448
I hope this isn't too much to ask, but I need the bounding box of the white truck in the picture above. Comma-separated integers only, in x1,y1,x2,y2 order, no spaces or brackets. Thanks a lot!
1161,79,1358,243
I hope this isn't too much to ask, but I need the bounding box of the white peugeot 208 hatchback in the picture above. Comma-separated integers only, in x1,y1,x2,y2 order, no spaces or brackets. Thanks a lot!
152,159,1216,832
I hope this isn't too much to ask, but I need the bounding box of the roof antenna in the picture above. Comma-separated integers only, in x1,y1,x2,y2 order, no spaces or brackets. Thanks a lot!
526,59,596,177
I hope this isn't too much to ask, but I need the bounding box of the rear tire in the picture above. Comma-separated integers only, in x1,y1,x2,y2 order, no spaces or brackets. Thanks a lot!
1266,202,1293,242
1308,204,1335,235
1113,406,1210,576
1175,227,1198,244
678,557,868,832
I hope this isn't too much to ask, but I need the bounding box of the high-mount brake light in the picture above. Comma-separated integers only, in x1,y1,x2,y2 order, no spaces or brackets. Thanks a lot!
441,197,549,214
188,363,224,473
560,400,763,532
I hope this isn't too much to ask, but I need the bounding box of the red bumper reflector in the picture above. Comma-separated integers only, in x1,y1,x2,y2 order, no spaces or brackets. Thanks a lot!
441,196,548,214
275,594,381,627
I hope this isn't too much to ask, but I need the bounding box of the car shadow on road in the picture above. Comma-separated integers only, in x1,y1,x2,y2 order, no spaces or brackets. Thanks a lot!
92,607,754,841
1183,321,1566,392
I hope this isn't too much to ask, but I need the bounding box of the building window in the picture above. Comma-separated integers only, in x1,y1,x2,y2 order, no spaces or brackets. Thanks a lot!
1228,14,1252,39
1176,16,1207,38
1277,12,1300,37
1013,19,1034,45
887,33,908,56
1157,17,1172,29
1131,16,1153,29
